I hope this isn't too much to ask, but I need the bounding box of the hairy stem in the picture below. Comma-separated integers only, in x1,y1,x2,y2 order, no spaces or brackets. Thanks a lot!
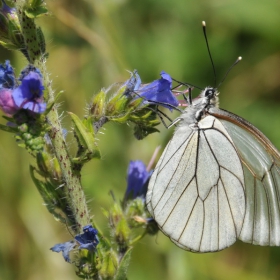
43,62,90,234
16,0,91,233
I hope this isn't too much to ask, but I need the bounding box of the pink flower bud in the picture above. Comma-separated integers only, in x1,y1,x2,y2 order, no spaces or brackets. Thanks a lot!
0,88,18,116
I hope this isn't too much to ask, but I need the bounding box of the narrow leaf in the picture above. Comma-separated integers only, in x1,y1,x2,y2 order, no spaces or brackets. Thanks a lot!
114,247,132,280
69,112,100,160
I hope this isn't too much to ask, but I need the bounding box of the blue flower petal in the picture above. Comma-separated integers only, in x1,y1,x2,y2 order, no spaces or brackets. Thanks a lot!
50,241,76,263
74,225,99,251
124,160,152,200
12,71,46,113
22,100,46,113
138,71,179,110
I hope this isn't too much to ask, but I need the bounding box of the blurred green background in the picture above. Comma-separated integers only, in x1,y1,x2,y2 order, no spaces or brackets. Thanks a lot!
0,0,280,279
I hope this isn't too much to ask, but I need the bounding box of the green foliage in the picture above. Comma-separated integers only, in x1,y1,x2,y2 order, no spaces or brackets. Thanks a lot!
70,112,101,164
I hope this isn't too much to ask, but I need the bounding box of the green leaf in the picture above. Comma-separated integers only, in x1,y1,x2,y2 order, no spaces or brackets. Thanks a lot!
25,7,48,18
0,123,18,133
69,112,100,162
29,166,66,224
114,247,132,280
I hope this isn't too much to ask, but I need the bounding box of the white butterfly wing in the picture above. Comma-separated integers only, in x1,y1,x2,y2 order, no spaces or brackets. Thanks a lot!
210,108,280,246
147,115,246,252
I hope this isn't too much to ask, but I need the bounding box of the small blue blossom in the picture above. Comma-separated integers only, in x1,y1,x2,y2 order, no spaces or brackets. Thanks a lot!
75,225,99,251
0,60,16,89
138,71,179,110
50,241,76,263
124,160,152,201
12,71,46,113
51,225,99,262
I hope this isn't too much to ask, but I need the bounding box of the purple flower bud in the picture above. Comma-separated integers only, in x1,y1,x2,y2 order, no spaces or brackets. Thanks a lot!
74,225,99,251
123,70,141,96
12,71,46,113
138,71,179,110
0,88,18,116
0,60,16,89
124,160,152,201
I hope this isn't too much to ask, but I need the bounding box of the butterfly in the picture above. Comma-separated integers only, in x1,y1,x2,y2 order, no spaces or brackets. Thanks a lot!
146,23,280,253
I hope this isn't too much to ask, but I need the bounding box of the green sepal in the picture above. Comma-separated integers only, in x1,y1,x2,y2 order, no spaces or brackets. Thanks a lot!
0,123,18,133
2,115,14,122
25,6,48,18
91,215,112,251
109,110,131,123
69,112,100,163
90,89,106,120
36,152,62,182
99,250,118,279
114,247,132,280
76,248,99,279
106,92,129,117
129,108,153,121
125,198,146,226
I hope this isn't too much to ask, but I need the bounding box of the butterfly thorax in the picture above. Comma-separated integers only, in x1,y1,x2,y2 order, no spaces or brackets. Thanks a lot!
179,87,219,128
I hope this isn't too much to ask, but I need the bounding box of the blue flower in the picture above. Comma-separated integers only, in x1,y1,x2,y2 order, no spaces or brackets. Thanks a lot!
0,60,16,89
50,225,99,262
50,241,76,263
138,71,179,110
124,160,152,201
75,225,99,251
12,71,46,113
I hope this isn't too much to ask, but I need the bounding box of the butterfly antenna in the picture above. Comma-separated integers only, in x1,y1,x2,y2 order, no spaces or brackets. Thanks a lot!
217,56,242,88
202,21,217,87
171,78,203,90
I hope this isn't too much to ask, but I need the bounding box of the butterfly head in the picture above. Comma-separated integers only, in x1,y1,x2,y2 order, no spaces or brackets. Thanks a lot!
200,87,219,108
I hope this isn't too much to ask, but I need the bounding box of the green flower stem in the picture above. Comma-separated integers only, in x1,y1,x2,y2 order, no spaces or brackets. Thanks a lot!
129,231,147,246
43,64,90,234
14,1,91,235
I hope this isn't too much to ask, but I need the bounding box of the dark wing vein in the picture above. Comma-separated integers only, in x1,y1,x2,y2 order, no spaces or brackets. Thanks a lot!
261,173,271,244
220,173,238,237
160,178,196,229
152,133,197,211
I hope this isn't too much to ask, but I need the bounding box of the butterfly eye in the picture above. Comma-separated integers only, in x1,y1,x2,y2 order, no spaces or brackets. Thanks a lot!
204,88,215,97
